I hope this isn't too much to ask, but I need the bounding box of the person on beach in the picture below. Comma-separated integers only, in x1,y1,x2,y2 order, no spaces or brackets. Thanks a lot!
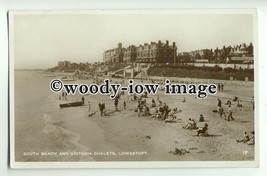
151,98,156,108
217,99,222,108
218,83,221,91
99,103,106,116
218,107,225,118
172,108,180,114
124,101,126,110
101,103,106,115
227,105,234,121
221,83,224,91
251,96,255,110
247,131,255,145
143,104,150,116
158,105,165,117
199,114,204,122
164,114,178,123
158,100,163,106
236,131,250,143
137,102,142,117
217,99,223,117
183,118,197,129
98,102,102,116
81,96,85,104
196,123,209,136
114,97,119,111
163,106,171,120
233,96,238,102
182,97,186,102
236,99,243,111
226,99,232,106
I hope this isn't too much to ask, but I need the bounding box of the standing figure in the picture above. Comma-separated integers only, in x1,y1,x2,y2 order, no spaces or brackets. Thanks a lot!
251,96,255,110
218,83,221,91
99,102,103,116
81,96,85,104
114,97,119,111
124,101,126,110
227,105,234,121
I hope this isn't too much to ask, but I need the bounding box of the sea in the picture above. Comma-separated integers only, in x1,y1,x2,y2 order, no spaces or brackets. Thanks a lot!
14,70,93,162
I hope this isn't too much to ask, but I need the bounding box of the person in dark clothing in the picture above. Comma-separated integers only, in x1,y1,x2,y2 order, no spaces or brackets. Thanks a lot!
251,96,255,110
81,96,85,104
124,101,126,110
233,96,238,102
114,98,119,111
217,99,222,107
99,102,103,116
226,99,232,106
218,83,221,91
199,114,204,122
196,123,208,136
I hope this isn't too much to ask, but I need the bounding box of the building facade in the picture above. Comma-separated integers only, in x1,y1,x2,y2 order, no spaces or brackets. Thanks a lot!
136,40,177,64
123,45,137,63
58,61,71,68
229,43,249,55
103,43,125,63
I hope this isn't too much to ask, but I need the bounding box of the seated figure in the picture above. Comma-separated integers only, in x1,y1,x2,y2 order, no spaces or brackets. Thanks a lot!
196,123,209,136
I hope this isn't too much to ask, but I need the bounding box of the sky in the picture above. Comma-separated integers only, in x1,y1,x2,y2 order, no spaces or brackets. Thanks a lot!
11,12,254,69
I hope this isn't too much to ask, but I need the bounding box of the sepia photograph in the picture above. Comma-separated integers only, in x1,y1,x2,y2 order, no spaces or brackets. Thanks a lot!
9,10,258,168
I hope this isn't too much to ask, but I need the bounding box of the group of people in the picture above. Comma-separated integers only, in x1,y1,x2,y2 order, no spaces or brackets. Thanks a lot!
182,115,209,136
217,98,234,121
236,131,255,145
217,83,224,92
133,94,182,123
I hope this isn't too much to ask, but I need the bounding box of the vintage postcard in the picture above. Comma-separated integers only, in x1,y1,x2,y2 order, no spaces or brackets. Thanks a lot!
9,10,259,168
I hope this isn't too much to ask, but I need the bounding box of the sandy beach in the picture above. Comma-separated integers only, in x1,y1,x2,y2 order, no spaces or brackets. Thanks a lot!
14,71,255,162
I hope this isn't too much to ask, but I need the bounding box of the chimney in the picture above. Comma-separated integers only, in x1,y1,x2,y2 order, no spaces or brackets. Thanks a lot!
166,40,169,46
173,42,176,48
